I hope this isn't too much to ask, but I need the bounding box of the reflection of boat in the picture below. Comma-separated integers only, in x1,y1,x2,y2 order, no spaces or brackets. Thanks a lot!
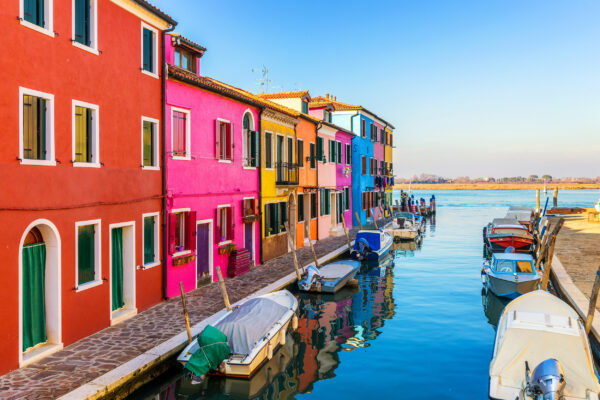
489,290,600,400
481,287,511,328
385,212,424,241
350,230,393,261
482,253,540,299
298,260,360,293
177,290,298,378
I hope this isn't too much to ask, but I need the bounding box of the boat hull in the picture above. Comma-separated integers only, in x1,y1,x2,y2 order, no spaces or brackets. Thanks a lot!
297,261,360,294
486,236,533,254
385,228,418,241
485,272,540,299
351,235,393,261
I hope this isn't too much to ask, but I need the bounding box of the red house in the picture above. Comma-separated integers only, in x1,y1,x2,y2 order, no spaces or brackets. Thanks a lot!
0,0,175,374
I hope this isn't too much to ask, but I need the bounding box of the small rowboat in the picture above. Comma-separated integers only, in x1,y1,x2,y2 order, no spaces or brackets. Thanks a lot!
489,290,600,400
298,260,360,294
350,229,393,261
482,252,540,299
178,290,298,378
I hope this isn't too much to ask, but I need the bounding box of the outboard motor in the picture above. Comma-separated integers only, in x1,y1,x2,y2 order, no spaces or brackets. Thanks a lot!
357,238,372,259
300,265,321,291
525,359,566,400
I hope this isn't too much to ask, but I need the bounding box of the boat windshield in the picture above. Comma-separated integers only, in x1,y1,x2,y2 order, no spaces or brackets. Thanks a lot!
516,261,533,273
493,228,527,235
495,260,514,273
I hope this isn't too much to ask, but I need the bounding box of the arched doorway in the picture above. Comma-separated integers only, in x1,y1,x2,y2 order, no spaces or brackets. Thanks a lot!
242,110,256,167
288,193,296,248
19,219,62,366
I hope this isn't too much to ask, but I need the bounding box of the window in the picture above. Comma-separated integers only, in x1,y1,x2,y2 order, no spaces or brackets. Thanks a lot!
73,0,97,53
171,108,190,159
301,101,308,114
143,213,159,267
297,194,304,222
20,88,54,165
142,117,158,169
215,119,233,161
320,188,330,215
216,206,234,244
380,129,385,144
516,261,533,273
73,101,99,166
243,113,257,167
361,119,366,138
344,187,350,210
337,141,342,163
169,210,196,254
310,193,317,219
76,220,101,289
328,139,335,164
174,48,195,72
279,202,288,232
141,23,158,76
370,158,375,175
243,198,257,217
264,202,286,236
362,156,366,175
21,0,53,35
390,133,393,147
316,136,324,162
265,132,273,169
345,144,351,165
297,139,304,167
324,109,332,123
496,260,513,273
309,142,316,169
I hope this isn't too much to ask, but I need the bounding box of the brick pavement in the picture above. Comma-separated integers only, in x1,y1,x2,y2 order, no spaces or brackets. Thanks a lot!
0,221,382,400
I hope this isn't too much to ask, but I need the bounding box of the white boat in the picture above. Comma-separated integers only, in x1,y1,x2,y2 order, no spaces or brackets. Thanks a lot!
385,211,424,241
178,290,298,378
489,290,600,400
298,260,360,293
482,253,540,299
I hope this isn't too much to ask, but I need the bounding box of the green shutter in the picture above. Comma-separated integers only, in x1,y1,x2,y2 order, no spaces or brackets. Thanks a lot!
24,0,44,26
22,243,47,351
143,121,154,167
144,217,155,264
319,189,324,216
75,0,89,45
325,189,330,215
316,137,323,161
250,130,257,167
111,228,124,311
143,28,154,72
77,225,95,285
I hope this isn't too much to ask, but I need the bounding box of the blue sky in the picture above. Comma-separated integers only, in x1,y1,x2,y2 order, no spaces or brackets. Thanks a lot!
152,0,600,178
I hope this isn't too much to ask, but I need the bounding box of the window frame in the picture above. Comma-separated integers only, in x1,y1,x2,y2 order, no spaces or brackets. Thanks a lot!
296,138,304,167
216,204,233,245
297,193,304,222
216,118,233,162
140,22,159,78
174,47,196,73
72,99,100,168
71,0,98,55
19,87,55,166
309,142,316,169
142,212,160,269
264,131,274,170
171,106,191,160
19,0,54,37
141,116,159,170
345,143,351,165
171,208,192,256
242,110,257,169
74,219,102,292
361,119,366,138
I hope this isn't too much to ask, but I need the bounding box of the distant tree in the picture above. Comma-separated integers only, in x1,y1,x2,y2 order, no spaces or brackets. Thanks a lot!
542,174,552,181
528,174,538,181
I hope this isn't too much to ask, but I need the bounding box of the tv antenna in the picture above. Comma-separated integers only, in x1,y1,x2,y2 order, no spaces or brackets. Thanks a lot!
252,65,271,93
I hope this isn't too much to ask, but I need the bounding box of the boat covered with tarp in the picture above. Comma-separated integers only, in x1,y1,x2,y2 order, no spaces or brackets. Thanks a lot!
385,211,424,241
298,260,360,293
178,290,298,378
489,290,600,400
350,229,393,261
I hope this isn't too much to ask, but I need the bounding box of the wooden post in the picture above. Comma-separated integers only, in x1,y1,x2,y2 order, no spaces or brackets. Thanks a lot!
553,187,558,208
540,219,565,291
585,266,600,334
215,267,231,311
179,282,192,344
536,189,540,213
354,211,363,230
284,222,302,281
371,208,378,229
305,222,319,267
341,214,352,252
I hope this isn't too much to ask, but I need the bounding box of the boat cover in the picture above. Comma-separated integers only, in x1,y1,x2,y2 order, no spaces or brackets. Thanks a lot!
492,218,524,226
354,231,382,251
505,211,533,222
318,262,357,280
490,291,600,397
184,325,230,377
215,297,288,356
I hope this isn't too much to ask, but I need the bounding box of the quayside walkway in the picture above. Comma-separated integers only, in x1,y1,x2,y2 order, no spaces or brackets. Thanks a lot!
0,221,384,400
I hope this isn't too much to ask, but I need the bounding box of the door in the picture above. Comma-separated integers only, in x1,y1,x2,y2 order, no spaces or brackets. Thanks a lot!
111,228,124,312
22,241,46,351
196,223,210,281
244,222,253,262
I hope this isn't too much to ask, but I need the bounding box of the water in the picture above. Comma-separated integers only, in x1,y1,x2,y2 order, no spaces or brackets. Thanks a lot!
128,190,599,400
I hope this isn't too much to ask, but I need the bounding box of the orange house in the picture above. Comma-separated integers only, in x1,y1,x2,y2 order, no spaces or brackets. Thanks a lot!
295,115,319,247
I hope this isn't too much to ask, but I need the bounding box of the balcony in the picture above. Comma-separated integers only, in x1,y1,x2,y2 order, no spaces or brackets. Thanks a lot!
276,162,299,186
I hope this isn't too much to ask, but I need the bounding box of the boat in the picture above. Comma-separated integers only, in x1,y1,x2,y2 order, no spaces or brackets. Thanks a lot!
484,219,534,254
489,290,600,400
505,208,535,231
177,290,298,378
350,229,393,261
482,252,540,299
385,211,424,241
298,260,360,294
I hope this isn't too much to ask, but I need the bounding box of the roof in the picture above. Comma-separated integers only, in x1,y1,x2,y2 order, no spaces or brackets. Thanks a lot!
131,0,177,26
170,34,206,54
257,90,310,100
492,253,533,261
310,95,395,129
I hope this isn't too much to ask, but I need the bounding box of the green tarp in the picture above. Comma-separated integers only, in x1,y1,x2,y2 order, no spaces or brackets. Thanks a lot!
184,325,230,378
111,228,124,311
22,243,46,351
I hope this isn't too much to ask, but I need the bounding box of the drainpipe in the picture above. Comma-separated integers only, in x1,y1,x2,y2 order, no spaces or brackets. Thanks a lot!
315,121,322,240
257,108,264,264
161,25,176,300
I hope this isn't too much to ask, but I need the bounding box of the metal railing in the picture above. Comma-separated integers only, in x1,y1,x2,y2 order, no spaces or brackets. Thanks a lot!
276,162,299,185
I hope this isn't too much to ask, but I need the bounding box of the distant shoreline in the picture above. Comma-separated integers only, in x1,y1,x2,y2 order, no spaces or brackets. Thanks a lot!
393,183,600,191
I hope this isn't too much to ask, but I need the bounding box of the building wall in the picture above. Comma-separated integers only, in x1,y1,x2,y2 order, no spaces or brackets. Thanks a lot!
335,130,354,229
296,118,317,245
317,125,336,239
165,74,260,297
372,121,385,219
350,114,375,227
384,127,394,208
0,0,167,374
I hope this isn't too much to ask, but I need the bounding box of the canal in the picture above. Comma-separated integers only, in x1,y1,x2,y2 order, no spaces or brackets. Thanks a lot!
128,190,600,400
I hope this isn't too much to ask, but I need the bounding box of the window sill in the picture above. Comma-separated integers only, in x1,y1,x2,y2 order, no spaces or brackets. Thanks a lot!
20,342,63,368
218,159,232,164
243,166,257,170
73,162,101,168
172,250,192,258
20,159,57,167
142,261,161,270
172,155,191,161
141,69,159,79
264,167,274,171
20,20,54,37
75,279,103,292
217,240,232,247
142,166,160,171
72,41,99,55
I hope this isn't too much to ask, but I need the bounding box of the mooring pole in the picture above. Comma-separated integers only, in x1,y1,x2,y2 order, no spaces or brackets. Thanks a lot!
585,266,600,334
179,282,192,344
341,214,352,252
285,222,302,281
536,189,540,213
540,218,565,291
354,211,363,230
215,267,231,311
371,208,378,229
553,187,558,208
305,222,319,267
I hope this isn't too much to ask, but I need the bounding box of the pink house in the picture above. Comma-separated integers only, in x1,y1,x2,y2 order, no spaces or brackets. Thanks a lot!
165,35,262,297
335,128,353,230
372,121,385,220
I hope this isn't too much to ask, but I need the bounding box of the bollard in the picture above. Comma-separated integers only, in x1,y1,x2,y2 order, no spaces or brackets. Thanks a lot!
179,282,193,344
341,214,352,252
284,222,302,281
354,211,363,230
215,267,231,311
536,189,540,213
553,187,558,208
585,266,600,334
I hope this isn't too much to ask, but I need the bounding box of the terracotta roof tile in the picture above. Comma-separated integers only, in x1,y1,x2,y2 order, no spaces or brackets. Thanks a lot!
257,90,310,100
310,95,395,128
170,34,206,54
131,0,176,26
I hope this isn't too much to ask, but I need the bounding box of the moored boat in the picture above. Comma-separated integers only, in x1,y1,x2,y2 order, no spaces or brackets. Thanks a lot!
489,290,600,400
298,260,360,294
385,211,424,241
482,252,540,299
350,229,393,261
484,219,534,254
178,290,298,379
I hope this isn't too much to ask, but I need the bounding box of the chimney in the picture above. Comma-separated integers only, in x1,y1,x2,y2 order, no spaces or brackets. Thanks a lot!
334,96,337,101
326,93,330,99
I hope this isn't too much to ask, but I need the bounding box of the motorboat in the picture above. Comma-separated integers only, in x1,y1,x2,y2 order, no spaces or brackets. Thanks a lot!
482,252,540,299
489,290,600,400
298,260,360,294
385,211,424,241
350,229,393,261
505,207,535,231
484,219,534,254
178,290,298,378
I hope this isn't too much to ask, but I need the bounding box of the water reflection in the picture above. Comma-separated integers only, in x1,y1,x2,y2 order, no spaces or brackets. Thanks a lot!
391,238,422,257
481,288,511,329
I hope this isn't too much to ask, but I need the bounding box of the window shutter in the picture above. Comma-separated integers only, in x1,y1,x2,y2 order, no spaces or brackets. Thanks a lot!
228,123,234,161
264,204,270,236
83,0,91,46
228,206,235,241
86,108,93,162
168,213,177,254
186,211,196,252
319,189,323,216
215,208,221,243
215,120,221,159
39,98,47,160
249,130,257,166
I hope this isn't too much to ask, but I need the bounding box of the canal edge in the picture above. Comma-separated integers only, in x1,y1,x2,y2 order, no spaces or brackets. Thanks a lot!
57,240,354,400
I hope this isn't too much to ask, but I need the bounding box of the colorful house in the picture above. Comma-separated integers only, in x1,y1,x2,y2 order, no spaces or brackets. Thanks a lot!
384,126,395,209
0,0,175,374
164,35,262,297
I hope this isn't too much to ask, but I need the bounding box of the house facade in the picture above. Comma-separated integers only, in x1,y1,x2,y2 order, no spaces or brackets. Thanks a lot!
0,0,175,374
295,116,319,247
165,35,262,297
384,126,395,208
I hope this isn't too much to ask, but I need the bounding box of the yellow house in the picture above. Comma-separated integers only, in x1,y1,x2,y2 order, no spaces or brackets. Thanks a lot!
384,126,394,211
